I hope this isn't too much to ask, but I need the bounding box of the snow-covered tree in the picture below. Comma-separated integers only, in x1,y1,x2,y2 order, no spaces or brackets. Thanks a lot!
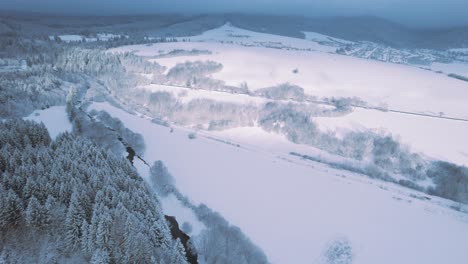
91,248,110,264
169,239,189,264
149,160,175,196
25,195,48,229
0,189,23,229
65,191,86,250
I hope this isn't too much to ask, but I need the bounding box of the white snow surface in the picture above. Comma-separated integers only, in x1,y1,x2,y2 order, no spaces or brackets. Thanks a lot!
88,101,468,264
24,105,72,139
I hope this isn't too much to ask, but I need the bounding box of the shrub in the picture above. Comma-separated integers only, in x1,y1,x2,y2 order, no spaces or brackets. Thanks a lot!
324,238,353,264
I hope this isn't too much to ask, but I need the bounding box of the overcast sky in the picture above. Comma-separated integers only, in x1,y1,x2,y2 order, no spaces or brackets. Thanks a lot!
2,0,468,27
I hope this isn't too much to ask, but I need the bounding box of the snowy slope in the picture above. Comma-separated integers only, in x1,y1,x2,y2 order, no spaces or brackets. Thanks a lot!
182,23,336,53
89,101,468,264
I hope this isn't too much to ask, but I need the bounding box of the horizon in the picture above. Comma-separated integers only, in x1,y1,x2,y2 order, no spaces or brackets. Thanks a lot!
1,0,468,28
1,9,468,30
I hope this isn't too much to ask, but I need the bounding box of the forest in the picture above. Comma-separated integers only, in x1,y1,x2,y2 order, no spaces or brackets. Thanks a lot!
0,120,187,263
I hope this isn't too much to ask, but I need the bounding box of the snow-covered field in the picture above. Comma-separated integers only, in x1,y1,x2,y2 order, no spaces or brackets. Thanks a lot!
24,105,72,139
88,101,468,264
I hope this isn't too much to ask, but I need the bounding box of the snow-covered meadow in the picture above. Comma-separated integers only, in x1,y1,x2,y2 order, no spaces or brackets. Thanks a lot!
24,106,72,139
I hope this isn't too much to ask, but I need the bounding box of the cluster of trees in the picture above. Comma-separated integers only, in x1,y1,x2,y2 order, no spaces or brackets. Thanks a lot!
447,73,468,82
55,47,124,75
67,103,145,159
427,161,468,204
254,83,306,101
147,60,248,94
0,32,168,119
149,161,270,264
158,60,229,93
259,102,325,146
0,66,69,118
0,120,188,263
324,97,367,113
177,98,257,130
335,41,458,66
165,61,222,83
154,49,212,59
259,103,449,189
323,238,353,264
108,88,258,131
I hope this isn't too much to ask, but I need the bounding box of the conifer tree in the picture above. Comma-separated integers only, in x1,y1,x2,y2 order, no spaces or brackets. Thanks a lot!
170,239,189,264
65,191,85,250
25,195,47,229
0,189,23,229
90,248,110,264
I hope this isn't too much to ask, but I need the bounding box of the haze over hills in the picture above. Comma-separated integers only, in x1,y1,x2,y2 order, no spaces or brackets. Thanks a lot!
2,12,468,49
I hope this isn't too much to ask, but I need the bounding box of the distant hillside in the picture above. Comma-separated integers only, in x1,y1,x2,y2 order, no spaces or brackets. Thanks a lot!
1,12,468,49
226,14,468,49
